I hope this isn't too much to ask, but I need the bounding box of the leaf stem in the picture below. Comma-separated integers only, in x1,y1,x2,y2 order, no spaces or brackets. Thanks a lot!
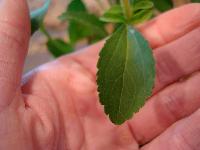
40,23,51,39
120,0,132,21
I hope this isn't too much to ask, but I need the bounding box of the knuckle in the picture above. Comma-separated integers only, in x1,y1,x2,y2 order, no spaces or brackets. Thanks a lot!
155,27,200,88
155,88,186,126
155,52,179,86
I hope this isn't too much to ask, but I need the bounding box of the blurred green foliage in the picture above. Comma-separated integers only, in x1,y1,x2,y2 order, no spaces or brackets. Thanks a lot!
31,0,199,57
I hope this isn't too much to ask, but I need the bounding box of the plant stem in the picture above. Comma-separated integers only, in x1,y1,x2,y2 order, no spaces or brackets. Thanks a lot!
40,23,51,39
120,0,132,20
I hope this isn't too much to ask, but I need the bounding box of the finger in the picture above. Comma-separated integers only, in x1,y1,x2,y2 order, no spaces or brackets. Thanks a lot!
140,3,200,48
0,0,30,109
154,26,200,92
128,72,200,145
141,108,200,150
67,4,200,75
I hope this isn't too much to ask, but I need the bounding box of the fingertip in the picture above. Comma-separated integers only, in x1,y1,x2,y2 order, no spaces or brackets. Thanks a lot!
0,0,30,36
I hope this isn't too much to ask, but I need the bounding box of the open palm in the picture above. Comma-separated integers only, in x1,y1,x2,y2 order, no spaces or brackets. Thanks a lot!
0,1,200,150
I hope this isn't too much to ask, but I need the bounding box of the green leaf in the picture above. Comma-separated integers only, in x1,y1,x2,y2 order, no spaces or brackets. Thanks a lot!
63,0,108,44
30,0,51,34
47,39,74,57
133,0,154,12
150,0,173,12
60,11,107,39
100,1,154,24
100,5,125,23
68,21,92,44
129,0,154,25
97,25,155,124
67,0,91,43
67,0,86,12
131,9,153,25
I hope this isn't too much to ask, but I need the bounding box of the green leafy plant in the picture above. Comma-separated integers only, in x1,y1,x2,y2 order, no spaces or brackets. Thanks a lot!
30,0,199,57
30,0,199,125
97,0,155,124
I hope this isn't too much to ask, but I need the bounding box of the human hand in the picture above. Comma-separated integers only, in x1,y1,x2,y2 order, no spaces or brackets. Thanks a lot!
0,1,200,149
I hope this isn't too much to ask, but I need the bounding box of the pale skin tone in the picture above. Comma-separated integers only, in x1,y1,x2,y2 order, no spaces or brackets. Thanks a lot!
0,0,200,149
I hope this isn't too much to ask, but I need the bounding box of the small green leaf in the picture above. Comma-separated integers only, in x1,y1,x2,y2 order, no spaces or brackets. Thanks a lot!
150,0,173,12
47,39,74,57
131,9,153,25
100,1,154,24
67,0,90,43
68,21,92,44
97,25,155,124
59,11,107,39
133,0,154,12
61,0,107,43
100,5,125,23
67,0,86,12
30,0,51,34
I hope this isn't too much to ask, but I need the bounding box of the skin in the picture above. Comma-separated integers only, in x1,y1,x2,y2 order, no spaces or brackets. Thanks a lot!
0,0,200,149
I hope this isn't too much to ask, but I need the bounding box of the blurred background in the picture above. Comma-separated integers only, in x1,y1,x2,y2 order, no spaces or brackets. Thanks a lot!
26,0,67,73
26,0,109,73
26,0,196,73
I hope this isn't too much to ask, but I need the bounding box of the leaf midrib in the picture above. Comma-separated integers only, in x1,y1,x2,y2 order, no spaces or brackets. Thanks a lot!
103,26,126,114
117,26,129,120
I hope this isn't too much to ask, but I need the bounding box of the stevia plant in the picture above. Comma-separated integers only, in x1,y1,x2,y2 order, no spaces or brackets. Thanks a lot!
96,0,155,124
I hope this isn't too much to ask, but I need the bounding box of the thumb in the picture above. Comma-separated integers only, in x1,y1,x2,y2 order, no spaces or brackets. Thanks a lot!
0,0,30,110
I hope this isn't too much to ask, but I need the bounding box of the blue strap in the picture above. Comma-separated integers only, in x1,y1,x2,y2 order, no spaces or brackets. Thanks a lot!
30,0,51,19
